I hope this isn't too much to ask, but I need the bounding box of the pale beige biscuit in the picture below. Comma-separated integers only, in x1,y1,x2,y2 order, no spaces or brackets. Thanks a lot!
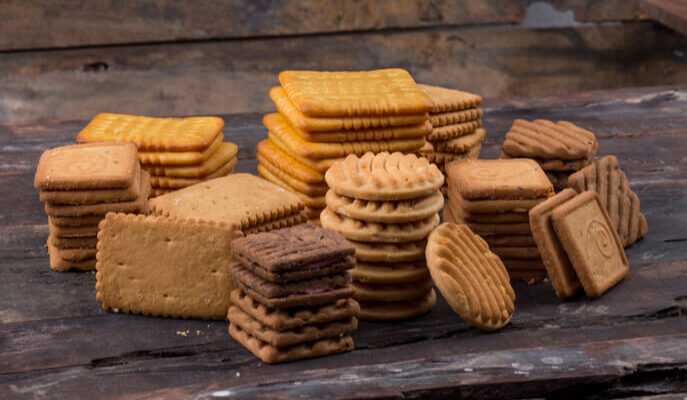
143,142,238,178
297,122,431,143
426,222,515,331
50,235,98,249
358,289,435,320
96,213,241,319
420,143,481,164
326,152,444,201
45,171,151,217
49,214,106,227
34,142,139,190
264,113,425,160
257,155,328,196
325,190,444,223
150,188,173,198
138,133,224,166
490,246,541,259
47,237,97,261
48,219,99,237
430,108,483,127
431,129,486,153
270,86,428,132
257,139,324,184
352,261,430,284
150,156,237,189
256,165,327,208
242,212,307,235
418,84,483,113
229,323,354,364
351,240,426,263
353,279,433,302
502,119,597,161
40,164,141,205
321,207,440,243
280,69,433,117
149,173,304,229
427,120,483,141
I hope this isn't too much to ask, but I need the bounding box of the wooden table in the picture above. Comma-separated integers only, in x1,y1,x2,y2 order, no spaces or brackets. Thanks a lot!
2,85,687,399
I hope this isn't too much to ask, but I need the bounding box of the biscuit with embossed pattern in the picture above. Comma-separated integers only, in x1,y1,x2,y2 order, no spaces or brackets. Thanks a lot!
325,190,444,223
297,121,431,143
257,139,323,183
321,207,440,243
358,289,435,320
502,119,597,160
258,155,328,196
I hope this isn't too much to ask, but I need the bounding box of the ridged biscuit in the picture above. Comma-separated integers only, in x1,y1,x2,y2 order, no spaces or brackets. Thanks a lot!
431,129,486,153
257,139,324,183
321,207,440,243
256,165,327,208
352,261,430,284
40,163,141,204
418,84,483,113
426,120,483,141
430,108,483,127
150,156,236,189
142,142,238,178
258,156,328,196
358,289,435,320
297,121,431,143
137,133,224,166
352,279,433,302
351,240,426,263
502,119,597,160
426,223,515,331
325,190,444,223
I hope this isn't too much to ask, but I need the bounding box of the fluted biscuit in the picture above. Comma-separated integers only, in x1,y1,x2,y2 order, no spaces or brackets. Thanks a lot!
321,207,440,243
47,238,97,261
49,214,105,227
351,240,426,263
137,132,224,166
48,241,96,272
430,108,483,127
502,119,597,160
150,156,236,189
426,120,483,141
353,279,433,302
358,289,436,320
325,190,444,223
143,142,238,178
257,139,324,183
418,84,483,113
352,261,430,284
431,129,486,153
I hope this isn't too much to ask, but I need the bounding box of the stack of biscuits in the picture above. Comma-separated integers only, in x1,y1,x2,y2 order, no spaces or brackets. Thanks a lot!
34,142,150,271
444,159,554,281
227,224,358,364
76,113,238,197
257,69,433,224
417,84,485,190
321,152,444,320
500,119,597,191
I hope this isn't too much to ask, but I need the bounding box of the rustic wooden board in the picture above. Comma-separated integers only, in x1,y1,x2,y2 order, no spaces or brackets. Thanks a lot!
2,22,685,123
1,85,686,399
0,0,646,51
642,0,687,35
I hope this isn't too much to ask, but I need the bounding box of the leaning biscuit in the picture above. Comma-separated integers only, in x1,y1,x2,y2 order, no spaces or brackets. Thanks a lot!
257,139,324,184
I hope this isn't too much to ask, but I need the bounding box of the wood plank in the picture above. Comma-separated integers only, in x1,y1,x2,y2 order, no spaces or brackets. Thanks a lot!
642,0,687,35
0,1,646,52
1,22,685,122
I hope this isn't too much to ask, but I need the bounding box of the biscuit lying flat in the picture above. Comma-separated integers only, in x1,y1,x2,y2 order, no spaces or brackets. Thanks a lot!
325,190,444,224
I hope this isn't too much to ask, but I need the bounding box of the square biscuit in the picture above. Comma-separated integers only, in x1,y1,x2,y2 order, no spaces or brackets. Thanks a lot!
34,142,139,190
418,84,483,113
137,132,224,166
149,156,237,189
95,213,241,319
551,191,629,297
279,69,433,117
446,159,553,200
40,163,142,205
143,142,238,178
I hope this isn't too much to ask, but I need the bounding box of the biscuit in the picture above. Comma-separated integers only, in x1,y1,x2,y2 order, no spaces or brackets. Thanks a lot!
426,222,515,331
303,206,323,219
236,254,353,283
420,143,482,164
448,186,547,213
528,189,581,299
258,154,328,196
49,214,106,227
232,275,355,309
418,84,483,113
490,246,540,259
150,188,173,198
430,108,483,127
257,139,324,183
228,323,354,364
96,213,241,319
463,221,531,236
230,289,360,331
269,130,341,172
568,155,647,247
448,197,529,223
50,235,98,249
143,142,238,178
270,86,428,132
231,264,351,299
137,132,224,166
508,269,548,281
502,119,597,160
481,235,537,247
352,279,433,302
551,191,629,297
48,219,99,237
242,212,307,235
426,120,483,142
34,142,139,190
500,259,547,271
149,173,304,229
264,113,426,160
446,159,554,200
351,240,426,263
149,156,237,189
500,152,592,172
326,152,444,201
40,164,142,205
431,129,486,153
256,165,327,208
47,238,97,261
352,261,430,284
321,208,440,243
358,289,435,320
297,122,431,143
279,69,433,117
45,171,150,217
76,112,223,151
546,171,570,190
325,190,444,223
48,242,96,272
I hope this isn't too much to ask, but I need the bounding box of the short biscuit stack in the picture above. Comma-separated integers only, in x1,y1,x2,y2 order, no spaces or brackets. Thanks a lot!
34,142,150,271
257,69,433,223
321,152,444,320
76,113,238,197
227,224,358,364
445,159,554,280
501,119,597,191
417,84,485,188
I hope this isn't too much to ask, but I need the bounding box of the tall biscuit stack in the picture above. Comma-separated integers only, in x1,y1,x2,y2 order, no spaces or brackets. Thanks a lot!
76,113,238,197
417,84,485,189
321,152,444,320
227,224,358,364
34,142,150,271
444,159,554,281
257,69,433,224
500,119,597,191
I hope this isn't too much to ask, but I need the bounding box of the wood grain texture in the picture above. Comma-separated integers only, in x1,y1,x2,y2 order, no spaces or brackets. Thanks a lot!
642,0,687,35
1,22,685,123
0,0,647,51
0,85,686,399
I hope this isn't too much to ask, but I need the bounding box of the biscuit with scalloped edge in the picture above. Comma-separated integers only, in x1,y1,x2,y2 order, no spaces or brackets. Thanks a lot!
321,207,439,243
358,289,435,320
149,156,236,189
418,84,483,113
325,190,443,223
137,133,224,166
143,142,238,178
430,108,483,127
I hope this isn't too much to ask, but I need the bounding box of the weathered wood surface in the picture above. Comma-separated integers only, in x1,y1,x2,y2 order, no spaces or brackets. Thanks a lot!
1,85,687,399
0,0,647,51
642,0,687,36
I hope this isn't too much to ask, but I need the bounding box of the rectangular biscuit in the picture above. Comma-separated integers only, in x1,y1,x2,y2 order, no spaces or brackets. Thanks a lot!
427,120,483,142
430,128,486,153
502,119,597,161
149,156,237,189
50,235,98,249
256,164,327,209
47,238,97,261
429,108,483,127
257,139,324,184
142,142,238,178
257,156,327,196
96,213,241,319
418,84,483,113
242,212,307,236
49,219,99,237
49,214,106,227
297,122,431,143
40,163,141,205
448,183,547,213
137,132,224,166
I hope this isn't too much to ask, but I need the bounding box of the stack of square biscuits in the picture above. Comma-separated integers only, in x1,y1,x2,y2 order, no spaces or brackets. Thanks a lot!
257,69,433,224
417,84,484,190
34,142,150,271
76,113,238,197
149,173,307,234
445,159,554,280
227,224,358,364
501,119,597,191
321,152,444,320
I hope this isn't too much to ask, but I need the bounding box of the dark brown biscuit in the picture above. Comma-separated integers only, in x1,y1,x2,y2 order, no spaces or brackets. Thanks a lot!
482,235,537,246
502,119,597,160
501,152,592,172
236,254,355,283
231,263,350,298
546,171,570,191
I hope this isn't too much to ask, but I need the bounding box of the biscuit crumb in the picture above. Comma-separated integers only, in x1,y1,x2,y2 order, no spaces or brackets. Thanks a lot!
176,330,188,337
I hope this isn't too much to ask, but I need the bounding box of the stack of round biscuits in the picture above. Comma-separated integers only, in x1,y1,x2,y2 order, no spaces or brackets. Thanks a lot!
321,152,444,320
